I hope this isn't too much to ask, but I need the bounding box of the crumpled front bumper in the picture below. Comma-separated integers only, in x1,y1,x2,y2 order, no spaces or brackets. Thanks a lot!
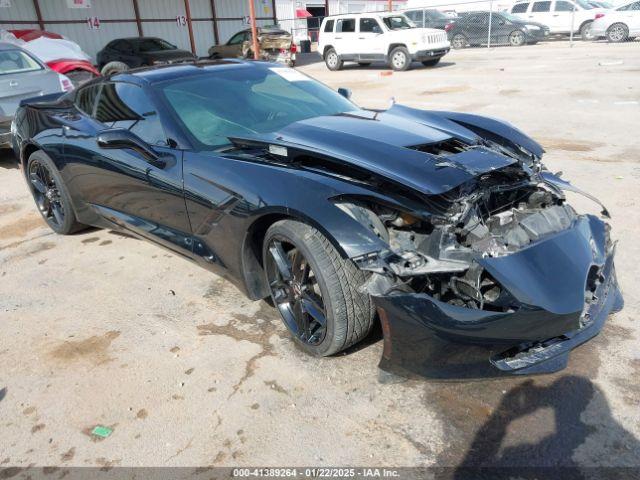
374,215,623,379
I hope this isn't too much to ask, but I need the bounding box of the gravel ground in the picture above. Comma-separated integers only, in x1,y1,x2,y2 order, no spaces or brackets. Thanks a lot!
0,40,639,471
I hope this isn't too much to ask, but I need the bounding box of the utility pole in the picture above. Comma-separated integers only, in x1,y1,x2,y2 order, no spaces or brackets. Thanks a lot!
388,0,393,11
248,0,260,60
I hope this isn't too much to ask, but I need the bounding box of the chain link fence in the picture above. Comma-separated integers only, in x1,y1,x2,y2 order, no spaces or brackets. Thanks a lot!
276,0,639,51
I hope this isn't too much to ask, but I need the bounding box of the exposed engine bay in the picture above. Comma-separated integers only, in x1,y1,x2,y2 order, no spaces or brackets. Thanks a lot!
339,147,609,314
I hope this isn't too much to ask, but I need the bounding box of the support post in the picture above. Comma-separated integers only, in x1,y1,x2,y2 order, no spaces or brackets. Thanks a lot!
271,0,277,24
32,0,45,31
248,0,260,60
132,0,143,36
325,0,329,16
210,0,219,45
487,0,493,49
388,0,393,11
184,0,196,54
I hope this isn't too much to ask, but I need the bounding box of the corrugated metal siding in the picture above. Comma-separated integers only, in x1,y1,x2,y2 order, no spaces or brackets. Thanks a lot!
215,0,272,19
142,22,192,50
137,0,183,19
1,23,41,31
54,22,139,61
39,0,135,21
192,21,215,55
0,1,37,21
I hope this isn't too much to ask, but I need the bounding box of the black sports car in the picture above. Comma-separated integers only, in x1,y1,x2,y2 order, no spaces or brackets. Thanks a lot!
11,61,622,379
96,37,196,74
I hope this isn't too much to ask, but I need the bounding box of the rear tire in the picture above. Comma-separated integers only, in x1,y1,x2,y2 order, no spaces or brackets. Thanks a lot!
580,21,594,41
389,46,411,71
606,23,629,42
421,58,441,67
509,30,526,46
100,61,128,76
26,151,85,235
263,220,375,357
324,48,343,71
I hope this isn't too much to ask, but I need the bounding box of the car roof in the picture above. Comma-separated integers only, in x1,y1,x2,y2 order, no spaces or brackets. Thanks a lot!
322,11,407,19
107,59,265,85
112,37,165,43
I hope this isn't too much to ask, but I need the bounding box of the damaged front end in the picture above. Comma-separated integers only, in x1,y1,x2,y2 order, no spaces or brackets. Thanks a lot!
344,154,623,379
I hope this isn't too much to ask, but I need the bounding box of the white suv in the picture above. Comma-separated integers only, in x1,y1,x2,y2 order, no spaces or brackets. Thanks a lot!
510,0,608,39
318,12,450,71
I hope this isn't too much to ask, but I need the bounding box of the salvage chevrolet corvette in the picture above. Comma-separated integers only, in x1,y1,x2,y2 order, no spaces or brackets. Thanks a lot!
12,61,622,378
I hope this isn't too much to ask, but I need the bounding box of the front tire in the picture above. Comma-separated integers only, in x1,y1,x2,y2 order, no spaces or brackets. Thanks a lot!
389,46,411,71
324,48,343,71
26,151,85,235
606,23,629,43
263,220,375,357
451,34,468,49
100,60,128,76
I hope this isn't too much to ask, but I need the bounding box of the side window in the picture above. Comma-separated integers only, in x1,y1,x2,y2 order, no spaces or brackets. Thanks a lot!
555,1,575,10
228,32,245,45
512,3,530,12
94,82,167,146
532,1,552,11
75,84,101,116
336,18,356,33
360,18,381,33
324,19,334,32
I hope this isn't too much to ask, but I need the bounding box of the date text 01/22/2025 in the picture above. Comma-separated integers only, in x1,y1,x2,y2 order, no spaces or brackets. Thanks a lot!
232,468,400,477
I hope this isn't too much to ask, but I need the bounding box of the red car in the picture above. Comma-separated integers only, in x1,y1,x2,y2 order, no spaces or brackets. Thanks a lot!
9,29,99,86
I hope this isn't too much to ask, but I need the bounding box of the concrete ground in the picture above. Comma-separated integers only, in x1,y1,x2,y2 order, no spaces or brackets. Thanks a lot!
0,41,639,470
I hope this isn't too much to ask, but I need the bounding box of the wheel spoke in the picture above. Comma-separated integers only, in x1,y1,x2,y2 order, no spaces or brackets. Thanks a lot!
30,173,47,194
269,241,293,281
301,293,326,326
292,299,308,339
51,203,64,225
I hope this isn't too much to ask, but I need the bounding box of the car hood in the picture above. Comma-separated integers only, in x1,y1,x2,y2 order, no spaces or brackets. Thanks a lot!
242,104,537,196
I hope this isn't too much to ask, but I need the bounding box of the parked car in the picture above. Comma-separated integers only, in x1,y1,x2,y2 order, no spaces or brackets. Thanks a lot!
0,42,72,148
510,0,607,40
448,11,550,48
318,12,450,71
404,8,458,31
2,29,98,87
591,0,639,41
12,61,622,379
208,27,297,66
96,37,196,75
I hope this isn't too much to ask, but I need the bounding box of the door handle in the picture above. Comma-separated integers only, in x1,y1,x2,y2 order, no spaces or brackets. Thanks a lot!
358,37,365,39
335,36,342,39
9,80,18,87
553,14,560,16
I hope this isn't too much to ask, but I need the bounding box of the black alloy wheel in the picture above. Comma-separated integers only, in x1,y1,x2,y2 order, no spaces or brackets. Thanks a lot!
27,151,84,235
266,236,327,346
29,158,66,228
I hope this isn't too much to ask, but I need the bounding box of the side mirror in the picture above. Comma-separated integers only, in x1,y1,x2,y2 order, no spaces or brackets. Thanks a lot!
338,87,352,99
97,128,165,168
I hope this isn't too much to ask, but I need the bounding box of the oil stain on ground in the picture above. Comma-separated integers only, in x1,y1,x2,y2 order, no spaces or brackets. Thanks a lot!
0,213,45,241
49,331,121,366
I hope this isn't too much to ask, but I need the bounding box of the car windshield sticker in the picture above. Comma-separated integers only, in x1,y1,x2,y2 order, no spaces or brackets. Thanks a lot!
269,67,310,82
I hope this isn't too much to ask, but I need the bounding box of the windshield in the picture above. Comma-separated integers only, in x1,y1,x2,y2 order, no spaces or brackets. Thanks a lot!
576,0,595,8
382,15,414,30
501,12,525,22
137,38,176,52
160,66,358,149
427,9,448,20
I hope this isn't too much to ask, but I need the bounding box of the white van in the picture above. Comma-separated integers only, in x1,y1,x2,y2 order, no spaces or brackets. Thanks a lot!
510,0,608,39
318,12,450,71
